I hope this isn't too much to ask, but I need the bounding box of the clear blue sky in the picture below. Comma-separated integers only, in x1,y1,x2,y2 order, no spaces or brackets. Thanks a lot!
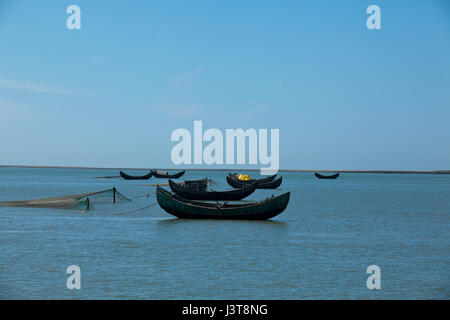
0,0,449,170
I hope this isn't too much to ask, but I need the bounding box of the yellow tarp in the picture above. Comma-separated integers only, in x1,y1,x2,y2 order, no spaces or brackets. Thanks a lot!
237,174,251,181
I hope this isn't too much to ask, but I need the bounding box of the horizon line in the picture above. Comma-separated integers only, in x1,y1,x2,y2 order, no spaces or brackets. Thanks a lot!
0,165,449,174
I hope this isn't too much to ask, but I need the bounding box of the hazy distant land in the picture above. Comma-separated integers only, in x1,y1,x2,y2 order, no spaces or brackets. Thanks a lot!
0,165,449,174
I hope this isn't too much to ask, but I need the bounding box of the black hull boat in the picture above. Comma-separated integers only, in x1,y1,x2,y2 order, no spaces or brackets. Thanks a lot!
228,173,277,184
151,170,185,179
226,175,282,189
156,186,290,220
177,178,209,191
120,171,153,180
169,180,256,201
314,172,340,179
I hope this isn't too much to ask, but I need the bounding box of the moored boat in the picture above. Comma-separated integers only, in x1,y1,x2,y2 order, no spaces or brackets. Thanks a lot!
177,178,209,191
151,170,185,179
156,186,290,220
228,173,277,183
226,175,282,189
169,179,256,201
314,172,340,179
120,171,153,180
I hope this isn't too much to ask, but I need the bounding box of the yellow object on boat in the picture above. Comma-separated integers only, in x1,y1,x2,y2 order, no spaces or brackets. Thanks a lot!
237,174,250,181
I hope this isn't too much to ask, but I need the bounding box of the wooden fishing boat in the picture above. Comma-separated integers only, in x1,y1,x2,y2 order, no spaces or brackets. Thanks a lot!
156,186,290,220
169,179,256,201
151,170,185,179
120,170,153,180
314,172,340,179
228,173,277,183
226,175,282,189
177,178,209,191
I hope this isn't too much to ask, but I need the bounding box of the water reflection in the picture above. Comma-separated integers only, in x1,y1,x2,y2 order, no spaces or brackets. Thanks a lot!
156,218,288,227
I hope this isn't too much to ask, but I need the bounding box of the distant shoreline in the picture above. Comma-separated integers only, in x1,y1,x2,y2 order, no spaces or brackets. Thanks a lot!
0,165,449,174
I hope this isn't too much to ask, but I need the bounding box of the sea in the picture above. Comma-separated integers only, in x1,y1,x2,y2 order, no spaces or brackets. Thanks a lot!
0,167,448,299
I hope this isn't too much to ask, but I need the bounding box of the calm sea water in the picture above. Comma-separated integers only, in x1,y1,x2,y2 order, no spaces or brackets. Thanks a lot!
0,167,448,299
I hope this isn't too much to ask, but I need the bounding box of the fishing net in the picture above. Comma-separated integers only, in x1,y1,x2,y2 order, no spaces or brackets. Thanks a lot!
0,187,130,210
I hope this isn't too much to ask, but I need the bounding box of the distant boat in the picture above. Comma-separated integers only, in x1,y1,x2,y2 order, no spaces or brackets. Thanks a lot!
151,170,185,179
226,175,283,189
314,172,340,179
156,185,290,220
169,179,256,201
120,170,153,180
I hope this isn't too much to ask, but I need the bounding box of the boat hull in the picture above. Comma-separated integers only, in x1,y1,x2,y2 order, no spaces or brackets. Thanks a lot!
228,173,277,184
120,171,153,180
156,186,290,220
227,175,282,189
151,170,185,179
314,172,339,179
169,180,256,201
177,179,209,191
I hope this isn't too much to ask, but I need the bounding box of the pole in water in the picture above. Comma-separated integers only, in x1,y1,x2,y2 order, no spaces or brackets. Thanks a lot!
86,197,90,210
113,187,116,203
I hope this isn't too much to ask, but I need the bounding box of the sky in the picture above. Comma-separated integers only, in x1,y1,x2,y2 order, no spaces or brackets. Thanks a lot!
0,0,449,170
